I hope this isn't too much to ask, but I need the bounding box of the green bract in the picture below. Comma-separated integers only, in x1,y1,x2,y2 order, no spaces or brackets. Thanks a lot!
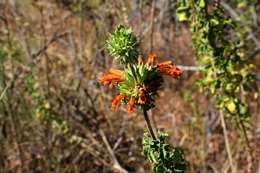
107,25,140,65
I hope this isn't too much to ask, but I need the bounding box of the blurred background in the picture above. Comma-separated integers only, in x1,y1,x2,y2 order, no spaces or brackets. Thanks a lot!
0,0,259,172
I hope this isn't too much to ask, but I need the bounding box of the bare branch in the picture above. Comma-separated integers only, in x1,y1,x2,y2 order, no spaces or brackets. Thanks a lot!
177,65,203,71
99,130,128,173
0,84,10,101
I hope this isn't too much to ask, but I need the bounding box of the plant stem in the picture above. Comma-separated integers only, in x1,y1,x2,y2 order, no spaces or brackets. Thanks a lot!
220,111,236,173
143,107,157,140
239,120,253,172
150,0,155,51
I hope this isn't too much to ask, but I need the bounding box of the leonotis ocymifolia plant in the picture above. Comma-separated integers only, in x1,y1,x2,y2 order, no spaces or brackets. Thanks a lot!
99,25,186,173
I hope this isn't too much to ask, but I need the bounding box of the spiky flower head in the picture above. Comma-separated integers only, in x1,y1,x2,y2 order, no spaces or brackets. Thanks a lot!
107,25,140,65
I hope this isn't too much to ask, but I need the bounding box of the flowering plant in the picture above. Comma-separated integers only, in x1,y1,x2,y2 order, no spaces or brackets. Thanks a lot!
100,25,182,114
99,25,186,172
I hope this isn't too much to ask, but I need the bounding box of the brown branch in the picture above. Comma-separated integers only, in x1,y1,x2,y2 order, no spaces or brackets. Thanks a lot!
32,31,68,59
99,130,128,173
220,111,236,173
150,0,155,51
0,84,10,101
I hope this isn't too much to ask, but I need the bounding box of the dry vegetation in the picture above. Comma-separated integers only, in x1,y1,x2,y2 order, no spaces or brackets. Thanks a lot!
0,0,259,173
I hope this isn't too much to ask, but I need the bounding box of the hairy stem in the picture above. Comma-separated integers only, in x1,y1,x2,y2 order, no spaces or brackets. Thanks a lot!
143,107,157,140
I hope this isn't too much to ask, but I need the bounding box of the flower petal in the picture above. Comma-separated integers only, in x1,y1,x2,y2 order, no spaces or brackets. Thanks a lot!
146,52,157,65
99,68,123,85
137,55,143,64
111,93,127,109
108,68,123,76
126,96,135,115
156,61,182,78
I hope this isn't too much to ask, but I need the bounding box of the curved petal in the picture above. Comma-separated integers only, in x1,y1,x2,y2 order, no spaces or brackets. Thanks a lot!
111,93,127,109
156,61,182,78
99,68,123,85
146,52,157,65
126,96,135,115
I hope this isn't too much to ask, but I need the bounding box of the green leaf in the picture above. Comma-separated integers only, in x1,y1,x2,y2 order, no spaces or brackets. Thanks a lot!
226,100,237,114
199,0,206,8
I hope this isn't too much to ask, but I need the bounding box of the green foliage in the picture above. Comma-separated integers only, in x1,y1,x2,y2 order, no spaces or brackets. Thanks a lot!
107,25,140,65
26,75,51,122
236,0,255,8
26,75,71,133
143,132,186,173
177,0,256,122
176,0,190,22
60,0,100,13
0,40,25,63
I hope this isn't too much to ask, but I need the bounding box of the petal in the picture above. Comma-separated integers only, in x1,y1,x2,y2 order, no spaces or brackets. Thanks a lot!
156,61,173,66
99,69,123,85
111,93,127,109
108,68,123,76
146,52,157,65
156,61,182,78
126,96,135,115
137,55,143,64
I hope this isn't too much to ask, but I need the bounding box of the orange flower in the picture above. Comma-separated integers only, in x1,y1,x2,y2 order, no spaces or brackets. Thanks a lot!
138,89,146,104
126,96,135,115
137,55,143,64
156,61,182,78
146,52,157,65
99,68,123,85
111,93,127,109
108,68,123,75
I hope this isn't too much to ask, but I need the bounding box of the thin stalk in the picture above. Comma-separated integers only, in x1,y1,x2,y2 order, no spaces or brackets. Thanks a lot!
220,111,236,173
239,120,253,172
240,121,252,150
150,0,155,51
143,107,157,140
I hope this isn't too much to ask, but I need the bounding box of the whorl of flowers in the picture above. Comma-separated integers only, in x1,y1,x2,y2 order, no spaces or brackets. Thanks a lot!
100,25,182,115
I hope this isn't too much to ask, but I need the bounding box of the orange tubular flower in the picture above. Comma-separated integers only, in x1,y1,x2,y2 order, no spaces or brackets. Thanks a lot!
111,93,127,109
99,68,123,85
137,55,143,64
126,96,135,115
156,61,182,78
146,52,157,65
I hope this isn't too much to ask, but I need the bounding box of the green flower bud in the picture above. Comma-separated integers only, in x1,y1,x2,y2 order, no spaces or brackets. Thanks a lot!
107,25,140,65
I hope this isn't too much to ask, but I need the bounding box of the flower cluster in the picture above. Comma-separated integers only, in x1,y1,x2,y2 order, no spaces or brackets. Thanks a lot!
99,25,182,115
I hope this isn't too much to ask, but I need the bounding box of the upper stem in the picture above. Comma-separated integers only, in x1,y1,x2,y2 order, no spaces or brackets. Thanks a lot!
143,107,157,140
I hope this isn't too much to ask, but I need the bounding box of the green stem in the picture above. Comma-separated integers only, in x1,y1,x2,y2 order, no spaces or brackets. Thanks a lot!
143,107,157,140
240,120,253,154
